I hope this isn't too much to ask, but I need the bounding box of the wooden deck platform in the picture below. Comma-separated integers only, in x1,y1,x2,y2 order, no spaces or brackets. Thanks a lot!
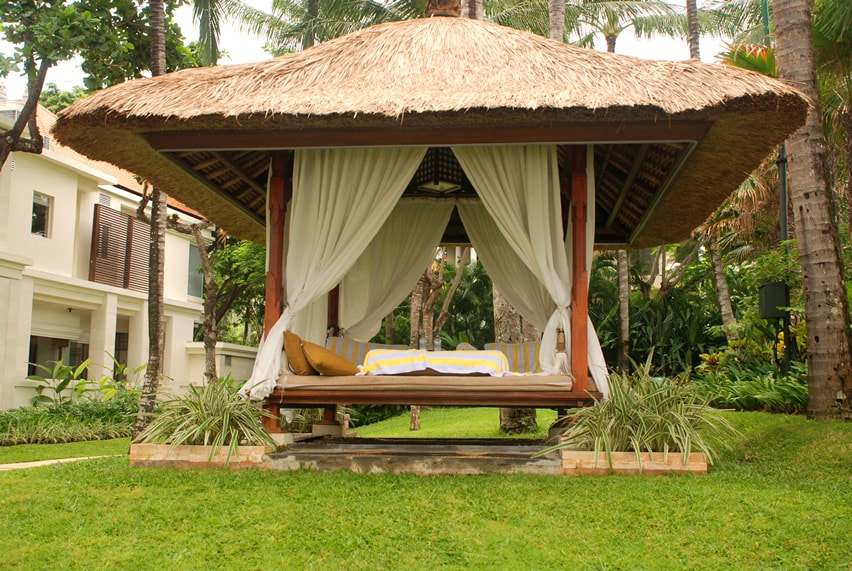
267,375,601,408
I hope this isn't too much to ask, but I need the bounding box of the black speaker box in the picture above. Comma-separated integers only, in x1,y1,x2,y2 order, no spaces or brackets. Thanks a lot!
759,282,789,319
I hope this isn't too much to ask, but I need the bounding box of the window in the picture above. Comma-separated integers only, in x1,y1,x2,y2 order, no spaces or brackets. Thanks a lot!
28,336,89,376
187,244,203,297
31,191,52,237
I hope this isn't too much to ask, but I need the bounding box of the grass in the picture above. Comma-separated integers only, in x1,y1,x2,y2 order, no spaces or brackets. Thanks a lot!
0,411,849,569
0,437,130,464
354,406,558,439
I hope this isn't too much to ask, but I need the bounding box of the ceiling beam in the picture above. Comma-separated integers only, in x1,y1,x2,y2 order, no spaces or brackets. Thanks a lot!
605,143,650,229
160,153,266,226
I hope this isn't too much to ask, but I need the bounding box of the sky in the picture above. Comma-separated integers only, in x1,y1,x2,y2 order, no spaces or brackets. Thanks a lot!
1,0,728,102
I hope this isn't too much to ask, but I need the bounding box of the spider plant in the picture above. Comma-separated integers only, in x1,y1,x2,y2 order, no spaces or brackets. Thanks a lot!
134,377,276,465
543,357,740,470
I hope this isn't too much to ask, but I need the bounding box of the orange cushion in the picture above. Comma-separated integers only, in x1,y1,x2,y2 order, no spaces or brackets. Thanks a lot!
302,341,360,376
284,331,317,376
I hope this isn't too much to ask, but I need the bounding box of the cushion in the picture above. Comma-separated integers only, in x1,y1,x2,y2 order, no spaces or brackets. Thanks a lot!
484,341,542,374
302,341,360,376
325,336,409,365
362,349,509,377
284,331,317,376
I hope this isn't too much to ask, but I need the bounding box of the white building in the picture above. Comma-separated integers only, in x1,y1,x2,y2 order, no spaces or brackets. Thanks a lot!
0,100,254,410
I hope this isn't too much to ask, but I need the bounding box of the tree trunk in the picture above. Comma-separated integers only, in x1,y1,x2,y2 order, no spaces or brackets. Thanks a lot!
192,225,218,383
0,58,49,170
384,311,394,344
617,249,630,372
462,0,483,20
774,0,851,419
149,0,166,77
708,237,737,340
685,0,700,59
549,0,565,42
134,0,168,437
494,285,537,433
134,185,167,437
434,247,470,336
408,276,428,431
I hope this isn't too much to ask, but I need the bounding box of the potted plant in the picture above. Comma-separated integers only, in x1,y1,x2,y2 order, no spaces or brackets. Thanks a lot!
130,377,277,468
545,359,740,475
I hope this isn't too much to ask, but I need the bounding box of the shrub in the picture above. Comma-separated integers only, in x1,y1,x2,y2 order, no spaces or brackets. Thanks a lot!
693,367,808,414
544,361,740,469
0,401,136,446
134,378,276,464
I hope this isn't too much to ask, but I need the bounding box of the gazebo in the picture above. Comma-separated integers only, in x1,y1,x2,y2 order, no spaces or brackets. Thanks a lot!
54,10,807,435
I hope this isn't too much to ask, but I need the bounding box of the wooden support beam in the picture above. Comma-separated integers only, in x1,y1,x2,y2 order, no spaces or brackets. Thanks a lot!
327,285,340,336
571,147,589,392
264,151,289,337
145,121,710,151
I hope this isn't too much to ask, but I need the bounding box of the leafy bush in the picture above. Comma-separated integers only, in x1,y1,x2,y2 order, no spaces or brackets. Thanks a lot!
544,360,739,469
693,367,808,414
134,378,275,464
0,399,136,446
27,360,93,406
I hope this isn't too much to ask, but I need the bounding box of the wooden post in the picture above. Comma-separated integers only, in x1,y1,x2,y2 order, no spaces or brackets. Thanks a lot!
571,147,589,392
264,151,289,336
263,151,289,433
327,285,340,336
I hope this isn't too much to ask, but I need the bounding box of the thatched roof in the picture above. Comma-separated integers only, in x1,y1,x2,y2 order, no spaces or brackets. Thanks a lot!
53,16,808,246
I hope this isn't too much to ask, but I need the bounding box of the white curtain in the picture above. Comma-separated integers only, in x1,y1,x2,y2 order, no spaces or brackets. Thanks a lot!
241,146,427,399
340,199,454,341
457,202,552,330
453,145,609,397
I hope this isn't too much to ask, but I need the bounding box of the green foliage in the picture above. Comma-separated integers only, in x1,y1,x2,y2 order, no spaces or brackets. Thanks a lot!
134,378,275,464
435,259,494,349
694,359,809,414
0,397,137,446
348,404,409,427
0,0,197,91
26,359,93,407
371,258,494,350
207,239,267,346
546,359,740,468
37,82,87,112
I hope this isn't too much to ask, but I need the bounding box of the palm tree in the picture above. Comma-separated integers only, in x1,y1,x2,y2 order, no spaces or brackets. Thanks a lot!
773,0,852,419
134,0,169,437
239,0,421,53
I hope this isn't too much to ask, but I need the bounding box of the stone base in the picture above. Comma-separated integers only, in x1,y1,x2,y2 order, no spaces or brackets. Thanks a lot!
311,420,350,437
129,443,274,469
561,449,707,475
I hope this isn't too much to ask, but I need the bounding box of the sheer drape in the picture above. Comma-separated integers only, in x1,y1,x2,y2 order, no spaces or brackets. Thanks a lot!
453,145,609,396
241,147,427,398
340,199,454,341
453,145,571,375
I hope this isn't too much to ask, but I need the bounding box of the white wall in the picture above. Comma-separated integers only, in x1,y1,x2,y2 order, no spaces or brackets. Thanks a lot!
3,152,79,276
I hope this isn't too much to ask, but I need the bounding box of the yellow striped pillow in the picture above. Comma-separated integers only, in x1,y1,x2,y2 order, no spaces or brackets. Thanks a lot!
325,337,409,366
484,341,542,374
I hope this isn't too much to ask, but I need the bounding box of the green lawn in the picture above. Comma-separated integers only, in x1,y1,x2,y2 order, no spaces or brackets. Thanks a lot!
0,411,849,569
0,437,130,465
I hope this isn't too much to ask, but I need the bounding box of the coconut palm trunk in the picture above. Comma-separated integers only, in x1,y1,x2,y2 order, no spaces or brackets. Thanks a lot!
773,0,852,419
617,249,630,372
706,236,737,338
494,285,537,433
134,0,169,437
685,0,700,59
549,0,565,41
